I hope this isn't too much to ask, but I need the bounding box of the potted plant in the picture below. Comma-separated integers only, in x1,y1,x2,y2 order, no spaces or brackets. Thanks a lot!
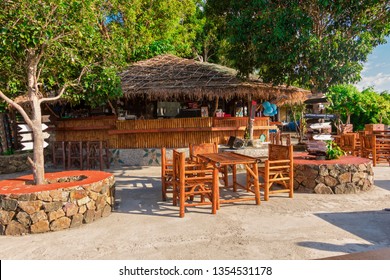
325,140,345,160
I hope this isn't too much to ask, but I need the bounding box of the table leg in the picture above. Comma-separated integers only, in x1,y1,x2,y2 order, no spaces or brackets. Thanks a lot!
244,162,261,205
213,167,220,211
223,166,229,187
233,164,237,192
253,162,261,205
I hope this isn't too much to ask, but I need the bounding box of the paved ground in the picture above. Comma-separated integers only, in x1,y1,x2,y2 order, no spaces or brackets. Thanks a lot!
0,163,389,260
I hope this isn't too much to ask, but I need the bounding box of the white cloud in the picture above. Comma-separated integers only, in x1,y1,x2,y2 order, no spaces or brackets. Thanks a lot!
356,72,390,92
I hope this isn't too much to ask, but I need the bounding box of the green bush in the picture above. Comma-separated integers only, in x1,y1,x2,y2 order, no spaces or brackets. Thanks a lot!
325,141,345,160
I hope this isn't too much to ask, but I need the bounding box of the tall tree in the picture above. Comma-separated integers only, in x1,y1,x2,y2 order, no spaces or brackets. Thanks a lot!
0,0,124,184
207,0,390,93
326,85,390,131
104,0,200,61
326,84,363,131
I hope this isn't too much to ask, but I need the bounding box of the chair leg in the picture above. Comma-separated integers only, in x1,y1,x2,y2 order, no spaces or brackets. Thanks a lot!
264,179,270,201
99,141,103,170
172,183,177,206
162,179,167,201
179,185,185,218
289,180,294,198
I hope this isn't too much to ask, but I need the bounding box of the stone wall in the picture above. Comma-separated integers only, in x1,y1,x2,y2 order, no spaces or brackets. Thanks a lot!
294,160,374,194
0,153,32,174
0,171,115,235
109,146,268,167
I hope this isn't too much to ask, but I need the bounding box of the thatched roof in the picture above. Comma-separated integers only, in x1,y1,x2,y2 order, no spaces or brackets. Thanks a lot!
120,54,310,105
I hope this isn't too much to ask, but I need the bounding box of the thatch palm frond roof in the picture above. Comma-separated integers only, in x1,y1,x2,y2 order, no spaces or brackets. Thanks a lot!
120,54,310,105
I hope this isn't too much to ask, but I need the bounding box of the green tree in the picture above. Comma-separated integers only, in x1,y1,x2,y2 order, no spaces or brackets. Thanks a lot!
354,87,390,129
0,0,124,184
326,84,363,131
104,0,200,61
287,102,307,143
206,0,390,93
326,85,390,131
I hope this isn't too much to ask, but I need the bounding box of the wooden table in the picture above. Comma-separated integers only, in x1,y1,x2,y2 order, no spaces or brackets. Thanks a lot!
197,152,261,208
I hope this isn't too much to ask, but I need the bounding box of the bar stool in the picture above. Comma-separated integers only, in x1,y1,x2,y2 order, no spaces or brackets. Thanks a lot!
67,141,84,170
52,141,66,169
86,141,110,170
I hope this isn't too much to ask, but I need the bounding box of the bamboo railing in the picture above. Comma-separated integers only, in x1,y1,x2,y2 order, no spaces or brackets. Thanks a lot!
54,116,275,149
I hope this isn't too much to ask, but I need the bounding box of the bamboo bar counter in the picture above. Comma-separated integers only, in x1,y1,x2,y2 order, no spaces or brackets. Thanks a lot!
54,116,275,149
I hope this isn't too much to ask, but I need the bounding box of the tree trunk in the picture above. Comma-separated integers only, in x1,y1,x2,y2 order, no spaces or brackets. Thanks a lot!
32,123,45,185
247,96,254,140
0,113,8,153
346,113,351,125
27,51,46,185
212,97,219,117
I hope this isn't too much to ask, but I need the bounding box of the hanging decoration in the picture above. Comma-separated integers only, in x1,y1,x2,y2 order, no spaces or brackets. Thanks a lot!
262,101,278,116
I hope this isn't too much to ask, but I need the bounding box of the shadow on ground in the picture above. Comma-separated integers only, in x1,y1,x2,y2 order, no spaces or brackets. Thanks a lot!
298,210,390,254
374,180,390,191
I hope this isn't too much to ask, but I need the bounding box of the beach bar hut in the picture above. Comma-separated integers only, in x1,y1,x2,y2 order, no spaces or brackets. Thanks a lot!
54,55,310,149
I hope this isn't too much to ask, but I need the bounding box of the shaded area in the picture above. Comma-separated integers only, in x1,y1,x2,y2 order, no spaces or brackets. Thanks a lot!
374,180,390,192
298,210,390,255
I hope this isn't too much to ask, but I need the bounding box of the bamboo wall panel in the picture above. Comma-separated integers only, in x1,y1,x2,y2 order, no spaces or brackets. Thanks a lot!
116,117,212,130
54,116,274,149
213,117,269,127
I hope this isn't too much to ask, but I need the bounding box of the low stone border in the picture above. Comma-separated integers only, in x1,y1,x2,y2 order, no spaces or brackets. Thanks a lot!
293,154,374,194
0,170,115,235
0,153,32,174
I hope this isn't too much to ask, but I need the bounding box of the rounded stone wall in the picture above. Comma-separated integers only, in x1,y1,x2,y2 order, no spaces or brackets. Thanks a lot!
293,154,374,194
0,153,32,174
0,170,115,235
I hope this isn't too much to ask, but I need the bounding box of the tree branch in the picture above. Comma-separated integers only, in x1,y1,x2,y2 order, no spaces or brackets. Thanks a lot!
0,90,33,128
38,64,91,104
38,84,68,104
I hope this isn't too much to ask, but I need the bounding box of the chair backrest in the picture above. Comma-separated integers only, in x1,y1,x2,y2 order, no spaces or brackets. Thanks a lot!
189,142,218,156
172,149,185,183
361,134,375,150
268,144,293,162
172,149,213,186
161,147,170,171
340,133,357,148
269,131,290,146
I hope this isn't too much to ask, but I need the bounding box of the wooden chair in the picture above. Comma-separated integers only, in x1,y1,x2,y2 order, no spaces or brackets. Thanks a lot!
189,142,218,163
362,134,390,166
189,142,228,187
340,133,359,156
52,141,66,169
375,135,390,165
67,141,83,170
161,147,174,201
361,134,375,163
258,144,294,201
270,131,291,146
172,150,216,218
86,141,110,170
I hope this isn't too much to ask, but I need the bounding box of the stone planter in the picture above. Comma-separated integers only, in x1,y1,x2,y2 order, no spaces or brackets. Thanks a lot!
0,170,115,235
293,153,374,194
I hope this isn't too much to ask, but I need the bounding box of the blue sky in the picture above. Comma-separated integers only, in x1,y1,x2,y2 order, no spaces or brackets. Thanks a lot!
355,37,390,93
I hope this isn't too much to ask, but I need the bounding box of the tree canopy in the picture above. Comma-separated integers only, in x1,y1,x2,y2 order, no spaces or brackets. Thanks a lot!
103,0,201,62
326,85,390,131
0,0,129,184
0,0,206,184
206,0,390,93
0,0,125,107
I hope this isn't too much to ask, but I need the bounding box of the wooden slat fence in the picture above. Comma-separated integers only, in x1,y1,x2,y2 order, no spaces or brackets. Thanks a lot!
54,116,273,148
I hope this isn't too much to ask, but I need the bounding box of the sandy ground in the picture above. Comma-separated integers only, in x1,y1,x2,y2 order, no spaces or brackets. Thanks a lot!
0,164,389,260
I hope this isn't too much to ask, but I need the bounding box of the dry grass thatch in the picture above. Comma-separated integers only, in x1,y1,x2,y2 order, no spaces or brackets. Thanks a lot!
120,54,311,105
